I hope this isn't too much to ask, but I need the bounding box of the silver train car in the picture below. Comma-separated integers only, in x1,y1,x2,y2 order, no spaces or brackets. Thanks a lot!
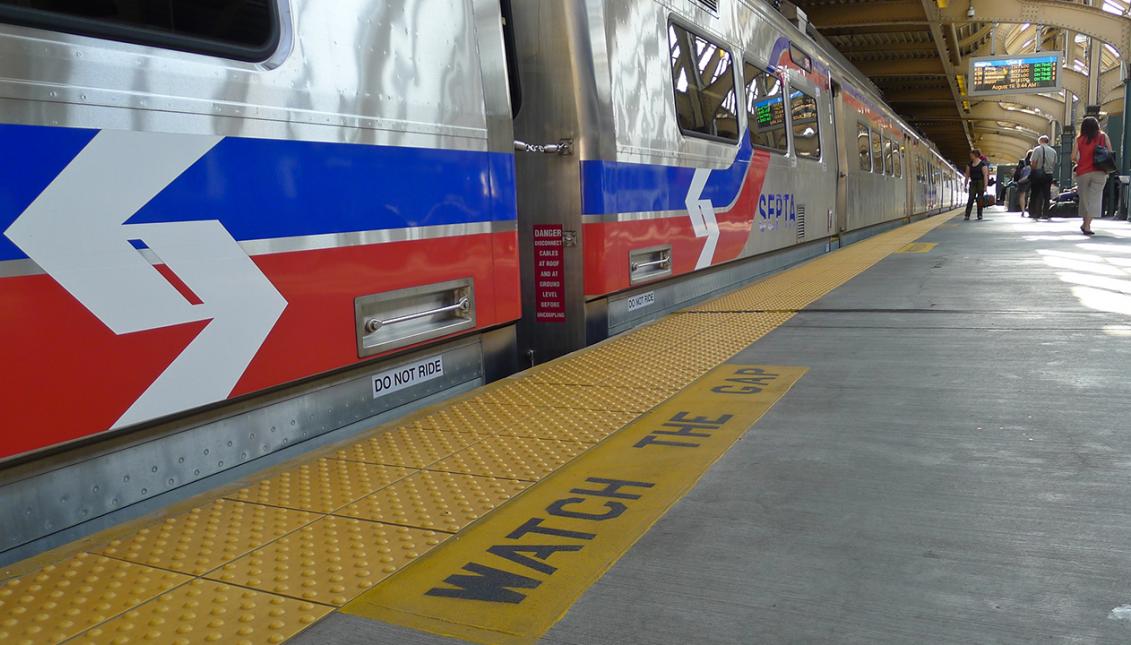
510,0,963,361
0,0,961,559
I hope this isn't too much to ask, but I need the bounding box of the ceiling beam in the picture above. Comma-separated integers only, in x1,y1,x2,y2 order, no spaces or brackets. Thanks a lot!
937,0,1131,59
852,57,947,76
921,0,974,155
887,88,959,103
802,1,926,29
904,103,1053,134
972,125,1040,147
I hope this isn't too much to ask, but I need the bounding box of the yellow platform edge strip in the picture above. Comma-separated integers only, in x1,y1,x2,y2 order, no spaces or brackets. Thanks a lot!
343,364,807,645
0,210,959,644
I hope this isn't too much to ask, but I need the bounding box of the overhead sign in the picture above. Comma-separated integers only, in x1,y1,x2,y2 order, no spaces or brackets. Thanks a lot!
968,53,1061,97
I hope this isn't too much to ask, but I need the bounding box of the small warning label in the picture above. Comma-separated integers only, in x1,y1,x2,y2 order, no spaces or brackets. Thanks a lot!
372,356,444,399
625,291,656,313
534,224,565,323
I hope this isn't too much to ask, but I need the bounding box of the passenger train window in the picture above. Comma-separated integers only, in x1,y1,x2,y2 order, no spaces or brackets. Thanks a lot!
789,44,812,72
668,22,740,142
893,143,903,178
857,124,871,171
883,137,894,176
0,0,279,62
743,62,787,153
789,89,820,160
871,130,883,174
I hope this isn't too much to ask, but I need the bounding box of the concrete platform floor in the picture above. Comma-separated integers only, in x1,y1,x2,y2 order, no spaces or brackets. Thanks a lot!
300,209,1131,644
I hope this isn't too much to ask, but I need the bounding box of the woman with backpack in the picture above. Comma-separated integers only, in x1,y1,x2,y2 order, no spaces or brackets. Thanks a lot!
1072,116,1114,235
1014,153,1032,217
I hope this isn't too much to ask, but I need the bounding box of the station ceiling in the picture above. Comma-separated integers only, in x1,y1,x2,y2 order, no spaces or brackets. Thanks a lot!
790,0,1130,167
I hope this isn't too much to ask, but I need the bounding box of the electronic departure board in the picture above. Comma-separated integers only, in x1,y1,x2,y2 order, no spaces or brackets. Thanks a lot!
968,53,1061,97
753,96,786,129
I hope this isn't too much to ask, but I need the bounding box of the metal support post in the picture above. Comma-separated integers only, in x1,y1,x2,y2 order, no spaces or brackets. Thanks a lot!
1122,67,1131,218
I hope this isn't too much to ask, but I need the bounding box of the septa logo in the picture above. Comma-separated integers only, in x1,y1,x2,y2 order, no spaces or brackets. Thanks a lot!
757,193,798,232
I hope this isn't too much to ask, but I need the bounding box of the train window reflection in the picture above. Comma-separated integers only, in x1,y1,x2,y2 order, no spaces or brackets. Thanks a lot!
790,89,820,160
893,143,903,178
743,62,787,153
883,136,894,176
0,0,279,62
871,128,883,174
669,22,739,142
857,123,872,171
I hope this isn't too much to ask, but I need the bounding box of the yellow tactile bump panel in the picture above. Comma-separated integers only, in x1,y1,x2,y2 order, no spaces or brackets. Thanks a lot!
331,426,475,468
206,517,446,607
98,499,320,576
520,361,705,390
72,578,331,644
335,470,531,533
473,380,671,412
407,401,634,443
426,435,590,482
897,242,936,253
227,458,415,514
687,217,951,313
0,552,188,644
691,312,797,346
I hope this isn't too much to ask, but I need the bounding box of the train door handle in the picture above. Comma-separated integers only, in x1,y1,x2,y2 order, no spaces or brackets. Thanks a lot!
364,297,470,334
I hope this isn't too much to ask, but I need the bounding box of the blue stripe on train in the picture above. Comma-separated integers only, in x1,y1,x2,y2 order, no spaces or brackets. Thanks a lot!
580,133,752,215
0,123,516,262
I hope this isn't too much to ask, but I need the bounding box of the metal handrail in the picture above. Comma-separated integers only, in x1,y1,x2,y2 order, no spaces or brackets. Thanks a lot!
364,297,470,334
631,257,671,272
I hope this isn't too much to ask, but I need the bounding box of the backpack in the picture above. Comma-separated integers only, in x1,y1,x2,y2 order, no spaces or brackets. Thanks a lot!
1094,141,1118,173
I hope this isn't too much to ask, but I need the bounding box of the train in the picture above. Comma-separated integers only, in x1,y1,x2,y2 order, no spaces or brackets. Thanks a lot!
0,0,963,558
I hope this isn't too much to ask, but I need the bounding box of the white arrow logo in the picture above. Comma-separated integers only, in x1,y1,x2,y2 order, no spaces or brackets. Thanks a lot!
685,168,719,269
4,129,287,428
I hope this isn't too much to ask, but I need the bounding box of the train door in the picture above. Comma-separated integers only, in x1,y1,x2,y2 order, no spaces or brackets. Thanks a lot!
831,80,849,233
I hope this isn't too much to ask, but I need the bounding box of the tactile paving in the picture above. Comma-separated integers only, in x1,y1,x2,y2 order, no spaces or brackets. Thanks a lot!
227,458,415,513
411,400,638,442
331,426,475,468
473,380,671,412
0,552,188,643
206,517,447,606
336,470,532,533
426,435,590,482
99,499,320,575
72,578,331,644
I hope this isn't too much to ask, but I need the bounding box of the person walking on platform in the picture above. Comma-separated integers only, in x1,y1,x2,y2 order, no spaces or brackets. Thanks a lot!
1073,116,1112,235
1028,135,1057,221
964,149,986,220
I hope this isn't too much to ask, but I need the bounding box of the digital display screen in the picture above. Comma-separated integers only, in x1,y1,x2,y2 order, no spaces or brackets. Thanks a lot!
753,96,785,128
790,91,817,122
969,53,1061,96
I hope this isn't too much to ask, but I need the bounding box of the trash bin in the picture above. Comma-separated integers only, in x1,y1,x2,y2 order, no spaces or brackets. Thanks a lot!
1006,185,1020,212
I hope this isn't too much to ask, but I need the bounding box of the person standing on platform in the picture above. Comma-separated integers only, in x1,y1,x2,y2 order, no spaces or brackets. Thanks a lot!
964,149,986,220
1028,135,1057,221
1015,153,1032,217
1072,116,1111,236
